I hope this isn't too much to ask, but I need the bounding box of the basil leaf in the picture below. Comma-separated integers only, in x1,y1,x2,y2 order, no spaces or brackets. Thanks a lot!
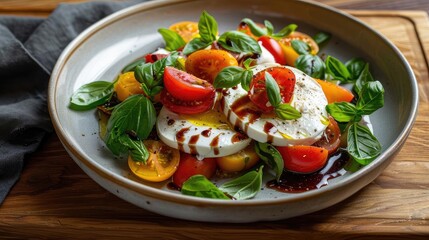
325,55,351,82
345,58,366,80
271,24,297,38
183,37,211,55
347,122,381,165
105,95,156,156
158,28,186,51
354,63,374,94
264,20,274,36
122,59,145,73
265,72,281,107
313,32,331,46
198,11,218,43
356,81,384,115
295,54,325,79
291,40,310,55
275,104,301,120
69,81,113,111
242,58,253,70
219,166,263,200
118,134,149,163
254,142,284,181
214,66,245,89
181,175,229,200
218,31,262,54
326,102,360,122
240,70,253,91
240,18,267,37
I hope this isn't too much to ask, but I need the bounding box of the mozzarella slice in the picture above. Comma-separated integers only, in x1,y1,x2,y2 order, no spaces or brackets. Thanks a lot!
221,64,329,146
157,104,251,158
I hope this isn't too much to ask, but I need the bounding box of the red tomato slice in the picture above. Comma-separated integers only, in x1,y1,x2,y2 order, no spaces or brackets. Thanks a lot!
160,89,215,114
163,66,215,101
145,53,168,63
258,36,287,65
276,145,329,174
172,153,217,188
313,116,341,154
248,67,296,112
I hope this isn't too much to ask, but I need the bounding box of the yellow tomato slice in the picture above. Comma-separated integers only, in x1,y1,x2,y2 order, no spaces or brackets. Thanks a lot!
128,140,180,182
114,72,144,102
216,142,260,173
185,49,238,83
169,21,199,43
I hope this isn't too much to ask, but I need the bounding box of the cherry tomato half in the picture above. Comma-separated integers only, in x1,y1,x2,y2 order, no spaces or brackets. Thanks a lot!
172,153,217,188
216,142,260,173
185,49,238,83
279,31,319,66
163,66,215,101
276,145,328,174
313,116,341,154
169,21,199,43
128,140,180,182
258,36,287,65
248,67,296,112
160,89,215,115
114,72,144,102
237,21,266,40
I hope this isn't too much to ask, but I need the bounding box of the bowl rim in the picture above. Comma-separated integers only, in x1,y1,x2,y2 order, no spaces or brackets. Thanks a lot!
48,0,419,207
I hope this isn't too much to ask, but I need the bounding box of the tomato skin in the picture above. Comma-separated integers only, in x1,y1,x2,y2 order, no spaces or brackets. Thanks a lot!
169,21,199,43
114,72,144,102
313,116,341,154
258,36,287,65
185,49,238,83
128,140,180,182
163,66,215,101
276,145,328,174
160,89,215,114
248,67,296,112
172,153,217,187
315,79,354,103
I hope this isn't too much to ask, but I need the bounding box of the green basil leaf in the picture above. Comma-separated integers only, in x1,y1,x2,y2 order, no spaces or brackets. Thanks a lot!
313,32,331,46
291,39,310,55
135,63,154,86
181,175,229,200
219,166,263,200
295,54,325,79
326,102,360,122
356,81,384,115
347,122,381,165
118,134,149,163
183,37,211,55
218,31,262,54
271,24,297,38
158,28,186,51
254,142,284,181
198,11,218,43
105,95,156,156
69,81,113,111
264,20,274,36
214,66,245,89
275,104,302,120
240,18,267,37
345,58,366,80
242,58,253,70
121,59,145,73
240,70,253,91
325,55,351,82
265,72,281,107
354,63,374,94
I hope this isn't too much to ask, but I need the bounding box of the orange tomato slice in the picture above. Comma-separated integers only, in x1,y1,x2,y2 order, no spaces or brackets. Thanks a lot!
169,21,199,43
114,72,144,102
216,142,260,173
185,49,238,83
128,140,180,182
279,31,319,67
316,79,355,103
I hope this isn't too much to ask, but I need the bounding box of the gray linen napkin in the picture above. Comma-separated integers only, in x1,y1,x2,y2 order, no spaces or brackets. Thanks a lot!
0,0,145,204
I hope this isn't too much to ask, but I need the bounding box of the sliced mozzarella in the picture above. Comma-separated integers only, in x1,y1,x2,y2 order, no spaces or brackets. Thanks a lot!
256,42,276,65
221,64,329,146
157,105,251,158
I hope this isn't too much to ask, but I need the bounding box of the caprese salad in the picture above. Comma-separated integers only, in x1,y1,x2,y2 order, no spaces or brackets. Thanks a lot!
69,11,384,200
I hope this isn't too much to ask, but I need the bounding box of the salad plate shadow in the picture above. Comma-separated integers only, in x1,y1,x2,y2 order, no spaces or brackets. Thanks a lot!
48,0,418,222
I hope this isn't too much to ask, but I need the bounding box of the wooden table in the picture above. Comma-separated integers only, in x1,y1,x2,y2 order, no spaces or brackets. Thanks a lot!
1,0,429,239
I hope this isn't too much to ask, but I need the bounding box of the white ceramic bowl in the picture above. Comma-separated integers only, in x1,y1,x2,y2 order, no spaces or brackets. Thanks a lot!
48,0,418,222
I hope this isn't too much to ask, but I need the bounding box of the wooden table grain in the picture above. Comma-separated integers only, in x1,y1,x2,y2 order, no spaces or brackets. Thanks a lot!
1,0,429,239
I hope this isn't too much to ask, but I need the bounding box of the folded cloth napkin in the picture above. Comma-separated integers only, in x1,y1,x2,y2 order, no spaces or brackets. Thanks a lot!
0,0,146,204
